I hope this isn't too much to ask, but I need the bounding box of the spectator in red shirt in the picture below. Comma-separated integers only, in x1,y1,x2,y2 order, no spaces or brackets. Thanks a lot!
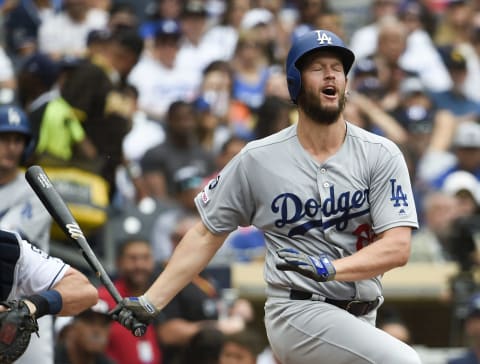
98,236,163,364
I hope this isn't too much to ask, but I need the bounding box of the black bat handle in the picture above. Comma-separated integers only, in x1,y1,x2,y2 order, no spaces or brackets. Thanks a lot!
132,321,147,337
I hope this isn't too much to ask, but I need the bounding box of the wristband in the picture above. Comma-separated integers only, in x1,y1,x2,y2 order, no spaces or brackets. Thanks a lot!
24,290,63,318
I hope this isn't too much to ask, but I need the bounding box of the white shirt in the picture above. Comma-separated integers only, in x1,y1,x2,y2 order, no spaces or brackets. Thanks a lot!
38,8,107,56
128,55,196,120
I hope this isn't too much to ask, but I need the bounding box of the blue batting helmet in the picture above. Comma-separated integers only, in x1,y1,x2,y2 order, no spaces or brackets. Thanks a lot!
286,29,355,103
0,105,34,161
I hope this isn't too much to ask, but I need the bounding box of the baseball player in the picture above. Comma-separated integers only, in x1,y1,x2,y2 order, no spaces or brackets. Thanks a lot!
111,30,421,364
0,104,55,363
0,229,98,362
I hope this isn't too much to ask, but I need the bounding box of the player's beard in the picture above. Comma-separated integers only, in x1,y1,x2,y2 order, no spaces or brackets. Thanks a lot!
298,88,346,125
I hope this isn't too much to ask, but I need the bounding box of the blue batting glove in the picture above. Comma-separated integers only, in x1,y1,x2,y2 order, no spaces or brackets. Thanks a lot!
276,248,336,282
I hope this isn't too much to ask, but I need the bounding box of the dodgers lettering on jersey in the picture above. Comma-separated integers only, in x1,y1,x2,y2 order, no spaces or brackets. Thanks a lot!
271,185,370,237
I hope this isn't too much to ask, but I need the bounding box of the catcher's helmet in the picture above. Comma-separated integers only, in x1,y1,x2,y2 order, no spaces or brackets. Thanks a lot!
0,105,34,161
286,29,355,103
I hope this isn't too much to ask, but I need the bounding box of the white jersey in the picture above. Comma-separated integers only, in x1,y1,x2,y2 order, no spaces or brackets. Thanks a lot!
195,122,418,301
0,172,51,251
5,230,69,301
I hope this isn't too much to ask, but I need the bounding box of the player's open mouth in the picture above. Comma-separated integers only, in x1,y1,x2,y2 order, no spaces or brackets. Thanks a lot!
321,86,337,98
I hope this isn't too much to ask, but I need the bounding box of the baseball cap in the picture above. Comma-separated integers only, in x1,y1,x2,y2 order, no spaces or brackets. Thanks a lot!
20,52,60,89
442,170,480,205
466,293,480,319
182,0,208,17
398,105,434,134
352,58,378,76
240,8,274,30
439,46,467,70
399,77,425,97
452,121,480,148
173,165,205,194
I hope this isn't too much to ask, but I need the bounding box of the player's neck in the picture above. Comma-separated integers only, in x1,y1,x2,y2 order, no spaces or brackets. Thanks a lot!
297,117,347,163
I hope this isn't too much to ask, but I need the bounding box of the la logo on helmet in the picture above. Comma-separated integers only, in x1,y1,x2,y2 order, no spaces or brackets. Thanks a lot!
7,108,21,126
315,31,332,45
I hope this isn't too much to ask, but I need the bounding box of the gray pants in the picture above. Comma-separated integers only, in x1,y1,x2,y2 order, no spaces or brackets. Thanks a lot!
265,297,421,364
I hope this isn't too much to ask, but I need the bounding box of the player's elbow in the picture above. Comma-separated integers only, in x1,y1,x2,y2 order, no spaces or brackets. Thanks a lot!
393,238,411,267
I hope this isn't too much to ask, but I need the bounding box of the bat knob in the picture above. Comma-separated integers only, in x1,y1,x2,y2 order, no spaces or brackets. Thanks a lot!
132,321,147,337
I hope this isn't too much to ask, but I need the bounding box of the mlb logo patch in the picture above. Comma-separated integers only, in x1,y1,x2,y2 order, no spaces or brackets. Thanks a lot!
201,189,210,204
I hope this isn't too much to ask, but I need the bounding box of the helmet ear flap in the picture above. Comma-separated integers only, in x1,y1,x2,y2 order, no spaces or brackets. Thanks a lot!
286,66,301,104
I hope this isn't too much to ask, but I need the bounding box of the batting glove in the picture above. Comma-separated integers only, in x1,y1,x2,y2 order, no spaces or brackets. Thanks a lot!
276,248,336,282
110,295,158,336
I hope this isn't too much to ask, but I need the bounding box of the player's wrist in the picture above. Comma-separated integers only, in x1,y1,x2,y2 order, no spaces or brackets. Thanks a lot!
313,254,336,281
23,289,63,318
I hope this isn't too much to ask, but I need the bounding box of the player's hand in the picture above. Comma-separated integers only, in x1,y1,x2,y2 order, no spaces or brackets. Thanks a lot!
109,295,158,336
276,248,336,282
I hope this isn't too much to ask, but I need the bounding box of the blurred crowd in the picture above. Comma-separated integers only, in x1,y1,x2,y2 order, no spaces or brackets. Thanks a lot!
0,0,480,363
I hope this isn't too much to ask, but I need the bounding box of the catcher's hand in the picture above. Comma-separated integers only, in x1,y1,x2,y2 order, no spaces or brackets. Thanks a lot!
110,295,157,337
276,248,336,282
0,300,39,364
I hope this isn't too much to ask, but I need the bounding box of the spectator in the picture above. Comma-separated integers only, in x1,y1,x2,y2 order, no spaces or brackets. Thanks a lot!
54,300,115,364
196,60,252,140
434,0,473,47
409,191,459,263
150,169,204,264
449,292,480,364
378,309,412,345
231,29,272,111
155,214,252,364
202,0,252,61
37,0,108,59
3,0,54,59
431,46,480,118
178,327,226,364
98,236,163,364
443,171,480,272
219,328,266,364
175,0,225,95
17,52,97,166
128,19,193,122
349,0,400,60
140,101,216,200
61,28,144,195
253,95,292,140
423,121,480,190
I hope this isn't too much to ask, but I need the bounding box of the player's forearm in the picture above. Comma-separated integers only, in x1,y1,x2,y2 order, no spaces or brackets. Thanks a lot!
333,227,411,281
146,221,227,310
52,267,98,315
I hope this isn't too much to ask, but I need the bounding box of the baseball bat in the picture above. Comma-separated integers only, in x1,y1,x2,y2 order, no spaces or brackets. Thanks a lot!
25,165,147,337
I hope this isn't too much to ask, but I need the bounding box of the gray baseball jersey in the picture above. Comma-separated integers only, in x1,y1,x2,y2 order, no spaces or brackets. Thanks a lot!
195,122,418,301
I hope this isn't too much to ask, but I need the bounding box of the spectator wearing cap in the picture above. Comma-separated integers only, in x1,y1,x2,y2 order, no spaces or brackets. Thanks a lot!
448,293,480,363
3,0,54,60
37,0,108,59
128,19,194,122
350,2,451,92
443,170,480,217
98,236,163,364
60,28,144,197
390,76,440,157
202,0,252,61
434,0,473,47
430,46,480,118
176,0,226,95
54,300,115,364
417,120,480,195
139,100,216,200
17,52,97,165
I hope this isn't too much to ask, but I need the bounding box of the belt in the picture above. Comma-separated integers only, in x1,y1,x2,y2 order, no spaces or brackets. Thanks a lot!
289,289,380,317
